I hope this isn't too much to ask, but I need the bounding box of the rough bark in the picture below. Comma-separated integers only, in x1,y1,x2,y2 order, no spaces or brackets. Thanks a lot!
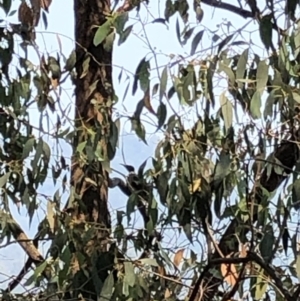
69,0,113,299
72,0,112,241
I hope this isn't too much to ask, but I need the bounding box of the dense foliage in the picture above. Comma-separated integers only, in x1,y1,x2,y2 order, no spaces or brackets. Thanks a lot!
1,1,300,301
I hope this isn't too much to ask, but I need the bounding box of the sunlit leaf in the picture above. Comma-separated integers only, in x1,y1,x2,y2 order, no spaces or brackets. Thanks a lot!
173,249,184,267
250,91,262,119
124,262,136,287
93,19,112,46
256,60,269,95
159,66,168,102
219,92,233,132
236,49,248,88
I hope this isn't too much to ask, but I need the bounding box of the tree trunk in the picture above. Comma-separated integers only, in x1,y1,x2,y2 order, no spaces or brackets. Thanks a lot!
69,0,114,299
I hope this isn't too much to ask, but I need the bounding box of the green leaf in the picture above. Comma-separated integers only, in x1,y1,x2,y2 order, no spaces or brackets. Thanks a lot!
219,92,232,132
182,27,195,45
139,258,158,266
77,141,87,153
24,260,48,286
157,103,167,129
190,30,204,55
124,262,136,287
296,254,300,281
259,225,274,260
292,178,300,210
214,151,231,183
103,32,115,52
127,193,138,223
256,60,269,95
263,90,276,120
42,140,51,162
93,19,112,46
22,138,35,159
236,49,248,88
0,172,10,188
132,57,150,95
255,269,268,300
65,50,76,71
219,62,235,87
2,0,11,15
250,91,262,119
176,18,181,45
294,21,300,58
118,25,133,45
259,14,273,50
152,83,159,96
113,12,129,34
98,273,114,301
217,34,234,54
159,66,168,102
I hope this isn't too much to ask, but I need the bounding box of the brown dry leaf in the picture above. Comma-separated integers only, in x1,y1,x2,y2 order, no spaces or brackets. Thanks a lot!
51,78,59,89
164,288,171,299
221,262,238,287
47,199,55,233
158,265,166,277
173,249,184,267
240,243,247,258
70,254,80,275
143,88,155,114
192,178,201,193
18,1,34,26
41,0,52,12
30,0,41,26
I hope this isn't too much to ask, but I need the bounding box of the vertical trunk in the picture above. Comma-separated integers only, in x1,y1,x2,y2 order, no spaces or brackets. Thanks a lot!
70,0,113,299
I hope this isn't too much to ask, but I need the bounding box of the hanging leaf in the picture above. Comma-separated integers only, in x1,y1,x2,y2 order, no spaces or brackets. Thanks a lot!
124,262,136,287
255,269,268,300
118,25,133,45
98,273,115,301
219,92,233,132
157,103,167,130
176,18,181,45
250,91,262,119
113,12,129,34
195,5,204,23
292,179,300,210
263,90,276,120
296,254,300,281
173,249,184,267
182,27,195,45
282,228,289,256
132,57,150,95
256,60,269,95
217,34,234,54
152,83,159,96
143,88,155,114
190,30,204,55
259,14,273,50
159,66,168,102
236,49,248,88
259,225,274,260
221,258,238,287
47,199,55,233
93,19,112,46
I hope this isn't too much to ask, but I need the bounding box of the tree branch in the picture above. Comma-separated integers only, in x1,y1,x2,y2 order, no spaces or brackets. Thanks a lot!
189,252,294,301
201,0,253,18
